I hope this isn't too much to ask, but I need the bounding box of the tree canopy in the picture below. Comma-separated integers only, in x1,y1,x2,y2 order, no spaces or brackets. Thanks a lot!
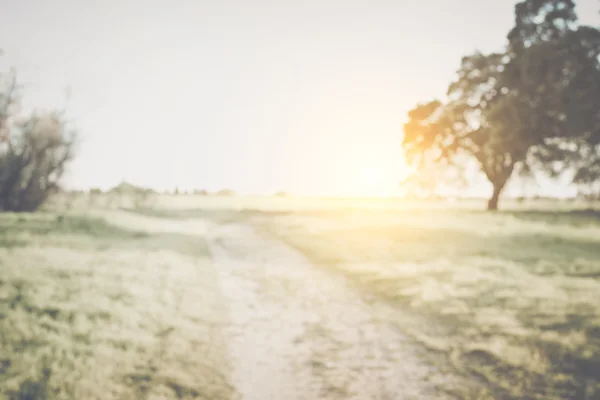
402,0,600,209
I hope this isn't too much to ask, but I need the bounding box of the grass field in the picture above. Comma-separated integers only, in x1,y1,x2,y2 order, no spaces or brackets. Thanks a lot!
255,208,600,399
0,211,234,400
1,197,600,399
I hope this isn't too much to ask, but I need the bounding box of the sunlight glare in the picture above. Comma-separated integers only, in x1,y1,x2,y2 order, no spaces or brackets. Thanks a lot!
356,166,393,198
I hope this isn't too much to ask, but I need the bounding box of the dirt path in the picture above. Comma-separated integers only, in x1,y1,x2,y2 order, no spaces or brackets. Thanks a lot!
208,221,452,400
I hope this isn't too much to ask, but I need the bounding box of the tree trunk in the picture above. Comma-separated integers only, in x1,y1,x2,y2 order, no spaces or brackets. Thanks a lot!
487,184,503,211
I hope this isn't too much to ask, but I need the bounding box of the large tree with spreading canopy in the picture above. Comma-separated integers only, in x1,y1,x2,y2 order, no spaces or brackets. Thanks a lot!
402,0,600,210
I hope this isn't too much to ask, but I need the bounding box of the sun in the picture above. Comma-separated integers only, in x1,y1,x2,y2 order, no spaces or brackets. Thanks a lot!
356,166,391,198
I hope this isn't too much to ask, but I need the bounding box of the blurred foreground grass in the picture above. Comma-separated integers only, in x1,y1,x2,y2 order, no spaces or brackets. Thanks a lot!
0,212,233,400
3,204,600,400
257,209,600,399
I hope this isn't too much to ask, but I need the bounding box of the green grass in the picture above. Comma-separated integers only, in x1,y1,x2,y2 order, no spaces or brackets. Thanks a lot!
0,211,149,235
0,211,233,400
257,209,600,400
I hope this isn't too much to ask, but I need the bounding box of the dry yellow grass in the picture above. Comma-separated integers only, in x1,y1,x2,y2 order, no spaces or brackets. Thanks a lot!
3,202,600,399
256,209,600,399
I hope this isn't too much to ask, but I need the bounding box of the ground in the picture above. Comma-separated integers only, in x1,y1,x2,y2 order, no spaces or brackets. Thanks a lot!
1,198,599,399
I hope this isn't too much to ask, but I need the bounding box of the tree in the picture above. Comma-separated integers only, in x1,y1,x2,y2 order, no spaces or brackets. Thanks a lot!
402,0,600,210
571,142,600,201
88,187,103,208
132,187,155,209
505,0,600,181
0,67,77,211
107,182,155,209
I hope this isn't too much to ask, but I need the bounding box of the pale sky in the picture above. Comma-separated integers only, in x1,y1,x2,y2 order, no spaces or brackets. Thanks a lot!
1,0,598,197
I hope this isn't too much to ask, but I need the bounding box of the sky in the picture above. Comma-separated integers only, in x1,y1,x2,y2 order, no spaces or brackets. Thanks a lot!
0,0,599,197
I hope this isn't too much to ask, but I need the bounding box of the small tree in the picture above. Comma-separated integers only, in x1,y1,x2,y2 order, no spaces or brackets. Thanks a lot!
132,187,155,209
88,187,103,208
0,68,76,211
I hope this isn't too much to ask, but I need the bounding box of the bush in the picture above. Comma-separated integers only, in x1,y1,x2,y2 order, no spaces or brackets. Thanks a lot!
0,67,76,212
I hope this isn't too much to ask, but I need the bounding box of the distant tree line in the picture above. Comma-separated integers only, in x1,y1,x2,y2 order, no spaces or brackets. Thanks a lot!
403,0,600,210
